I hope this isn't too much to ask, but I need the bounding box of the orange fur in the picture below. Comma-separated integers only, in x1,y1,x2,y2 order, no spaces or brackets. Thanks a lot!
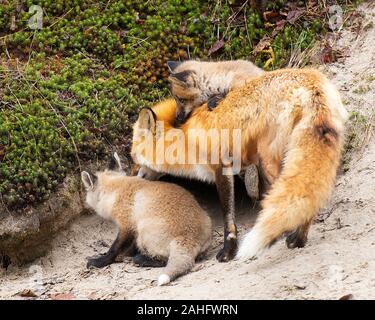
132,68,348,260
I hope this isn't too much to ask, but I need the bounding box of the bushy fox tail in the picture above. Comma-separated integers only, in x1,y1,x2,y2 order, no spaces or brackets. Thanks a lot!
157,239,197,286
236,89,347,261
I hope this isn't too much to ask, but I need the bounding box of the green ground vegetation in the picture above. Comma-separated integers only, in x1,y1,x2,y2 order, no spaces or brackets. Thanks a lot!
0,0,361,208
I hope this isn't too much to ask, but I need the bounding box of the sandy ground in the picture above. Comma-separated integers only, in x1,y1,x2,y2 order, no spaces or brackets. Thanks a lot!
1,2,374,300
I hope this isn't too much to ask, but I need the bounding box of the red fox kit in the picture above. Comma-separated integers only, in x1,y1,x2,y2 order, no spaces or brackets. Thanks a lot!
167,59,264,124
81,153,212,285
132,68,348,262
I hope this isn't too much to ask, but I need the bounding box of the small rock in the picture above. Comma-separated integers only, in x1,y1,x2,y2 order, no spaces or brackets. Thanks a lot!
294,284,306,290
339,294,354,300
18,289,38,298
50,293,76,300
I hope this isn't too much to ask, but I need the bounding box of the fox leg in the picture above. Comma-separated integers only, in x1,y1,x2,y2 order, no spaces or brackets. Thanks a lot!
286,220,312,249
207,93,228,111
215,169,237,262
87,229,133,268
236,124,341,261
133,254,166,268
157,241,195,286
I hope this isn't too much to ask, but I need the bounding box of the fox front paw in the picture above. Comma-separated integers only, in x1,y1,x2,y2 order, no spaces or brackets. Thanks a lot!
216,240,237,262
86,256,112,269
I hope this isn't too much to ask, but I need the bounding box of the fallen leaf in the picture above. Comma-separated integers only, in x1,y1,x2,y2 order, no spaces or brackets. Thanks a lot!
270,20,287,37
252,36,271,55
320,43,337,64
50,293,76,300
207,39,225,56
339,294,354,300
263,11,284,24
286,9,305,24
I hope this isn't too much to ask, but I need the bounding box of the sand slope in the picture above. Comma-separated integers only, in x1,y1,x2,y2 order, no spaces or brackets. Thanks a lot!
1,2,374,300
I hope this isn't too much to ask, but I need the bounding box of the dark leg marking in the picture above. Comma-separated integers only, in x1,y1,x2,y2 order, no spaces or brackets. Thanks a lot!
207,93,227,111
127,244,140,257
215,169,237,262
286,222,311,249
87,232,133,269
133,254,166,268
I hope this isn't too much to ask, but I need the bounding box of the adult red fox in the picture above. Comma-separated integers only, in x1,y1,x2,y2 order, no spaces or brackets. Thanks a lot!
131,68,348,262
82,153,212,285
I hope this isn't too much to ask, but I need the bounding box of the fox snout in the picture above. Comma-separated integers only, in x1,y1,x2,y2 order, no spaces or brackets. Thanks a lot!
175,111,187,126
175,104,193,126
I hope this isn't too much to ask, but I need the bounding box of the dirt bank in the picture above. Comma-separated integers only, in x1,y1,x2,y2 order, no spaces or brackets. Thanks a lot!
0,2,374,300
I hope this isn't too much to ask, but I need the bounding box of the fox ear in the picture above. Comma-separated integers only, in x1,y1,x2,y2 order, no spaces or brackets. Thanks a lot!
108,152,123,171
167,61,182,72
169,70,196,88
113,152,122,171
169,70,191,82
81,171,96,190
138,107,156,134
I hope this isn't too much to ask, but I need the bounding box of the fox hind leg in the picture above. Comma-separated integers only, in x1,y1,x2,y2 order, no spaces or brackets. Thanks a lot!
133,254,166,268
286,220,312,249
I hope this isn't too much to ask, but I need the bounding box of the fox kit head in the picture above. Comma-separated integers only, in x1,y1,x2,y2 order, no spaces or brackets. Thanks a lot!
167,60,209,124
81,152,125,209
167,60,263,124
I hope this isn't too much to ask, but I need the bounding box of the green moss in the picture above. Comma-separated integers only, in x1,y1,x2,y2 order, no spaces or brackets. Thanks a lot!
0,0,361,208
342,111,372,172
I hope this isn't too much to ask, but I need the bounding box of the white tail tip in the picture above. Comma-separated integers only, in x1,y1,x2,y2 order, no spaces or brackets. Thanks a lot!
235,227,264,261
157,274,171,286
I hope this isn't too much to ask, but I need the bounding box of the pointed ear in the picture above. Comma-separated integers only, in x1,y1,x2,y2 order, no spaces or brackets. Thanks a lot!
167,61,182,72
168,70,196,88
108,152,123,171
137,107,156,134
169,70,191,82
113,152,122,171
81,171,95,190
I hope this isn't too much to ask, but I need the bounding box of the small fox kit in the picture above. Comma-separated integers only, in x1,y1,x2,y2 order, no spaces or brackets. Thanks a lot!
167,59,264,124
81,153,212,286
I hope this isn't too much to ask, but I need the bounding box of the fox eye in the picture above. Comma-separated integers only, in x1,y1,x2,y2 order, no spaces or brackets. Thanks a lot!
178,98,188,104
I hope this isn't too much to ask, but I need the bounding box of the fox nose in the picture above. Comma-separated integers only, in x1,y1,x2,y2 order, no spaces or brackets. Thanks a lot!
175,112,186,126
